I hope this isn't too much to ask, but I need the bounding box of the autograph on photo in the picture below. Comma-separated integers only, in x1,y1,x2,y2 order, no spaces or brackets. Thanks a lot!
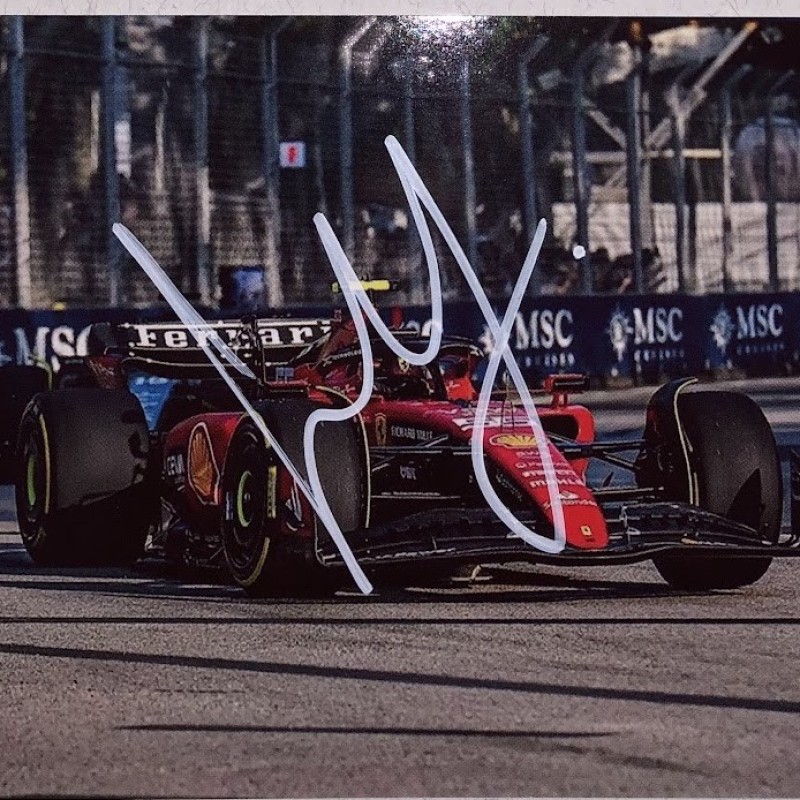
113,134,566,595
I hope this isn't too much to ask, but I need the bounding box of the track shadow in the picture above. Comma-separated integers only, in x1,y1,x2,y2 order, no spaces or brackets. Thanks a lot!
0,639,797,716
116,723,613,738
2,614,797,626
0,537,702,607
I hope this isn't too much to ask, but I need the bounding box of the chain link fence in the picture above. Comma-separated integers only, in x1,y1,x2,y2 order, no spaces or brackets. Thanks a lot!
0,39,14,308
1,16,799,308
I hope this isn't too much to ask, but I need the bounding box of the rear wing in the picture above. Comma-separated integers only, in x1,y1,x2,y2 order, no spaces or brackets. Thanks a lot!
90,318,331,377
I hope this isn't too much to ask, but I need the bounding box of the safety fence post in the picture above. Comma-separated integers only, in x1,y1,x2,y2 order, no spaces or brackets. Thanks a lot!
339,17,376,264
460,54,478,274
720,65,751,293
192,17,211,306
403,54,424,303
668,87,687,294
101,16,122,306
571,46,598,294
518,36,548,251
625,43,643,293
765,71,793,292
261,17,292,308
7,16,31,309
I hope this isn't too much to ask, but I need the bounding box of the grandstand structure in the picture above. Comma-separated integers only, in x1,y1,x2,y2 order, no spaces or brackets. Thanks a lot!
0,16,797,308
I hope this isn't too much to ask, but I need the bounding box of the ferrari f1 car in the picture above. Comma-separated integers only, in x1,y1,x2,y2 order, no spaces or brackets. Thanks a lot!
14,301,800,594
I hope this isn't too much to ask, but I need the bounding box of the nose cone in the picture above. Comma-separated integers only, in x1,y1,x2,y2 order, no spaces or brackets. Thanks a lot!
483,431,609,550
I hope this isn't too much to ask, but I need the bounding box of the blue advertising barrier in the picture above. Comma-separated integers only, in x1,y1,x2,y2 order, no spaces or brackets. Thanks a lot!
393,293,800,384
1,294,798,384
394,296,701,384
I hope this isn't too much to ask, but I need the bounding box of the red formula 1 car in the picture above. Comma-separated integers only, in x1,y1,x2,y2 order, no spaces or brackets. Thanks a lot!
14,301,800,595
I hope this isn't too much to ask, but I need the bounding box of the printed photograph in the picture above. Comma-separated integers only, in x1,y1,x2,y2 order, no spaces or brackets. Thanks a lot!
0,13,798,799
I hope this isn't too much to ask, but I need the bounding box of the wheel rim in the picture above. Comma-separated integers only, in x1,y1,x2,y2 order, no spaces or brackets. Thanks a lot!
235,470,254,528
25,449,38,510
223,435,270,584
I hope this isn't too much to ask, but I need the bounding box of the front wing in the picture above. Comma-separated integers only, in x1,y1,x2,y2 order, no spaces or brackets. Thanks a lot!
314,498,800,570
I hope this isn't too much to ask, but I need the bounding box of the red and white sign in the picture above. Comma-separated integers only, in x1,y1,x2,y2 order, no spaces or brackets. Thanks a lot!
280,141,306,169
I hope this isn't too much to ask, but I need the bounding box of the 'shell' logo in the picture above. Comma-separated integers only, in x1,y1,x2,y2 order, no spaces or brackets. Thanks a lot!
490,433,537,449
187,423,220,504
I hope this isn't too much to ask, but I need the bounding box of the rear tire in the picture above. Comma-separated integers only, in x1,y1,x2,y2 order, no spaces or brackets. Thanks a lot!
221,397,366,596
0,365,50,483
653,390,781,590
15,389,155,566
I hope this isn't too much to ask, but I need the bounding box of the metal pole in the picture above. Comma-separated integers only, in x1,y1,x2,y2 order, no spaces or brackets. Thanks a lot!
720,65,751,293
670,101,687,293
339,17,376,263
518,36,548,249
101,17,122,306
261,17,291,309
625,46,643,293
720,84,733,293
192,18,211,305
572,47,596,294
765,71,793,292
402,55,416,167
7,17,31,309
640,40,654,250
460,55,478,274
403,54,423,302
154,86,167,216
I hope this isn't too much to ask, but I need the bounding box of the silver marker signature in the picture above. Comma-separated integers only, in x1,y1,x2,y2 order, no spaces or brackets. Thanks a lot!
113,134,565,595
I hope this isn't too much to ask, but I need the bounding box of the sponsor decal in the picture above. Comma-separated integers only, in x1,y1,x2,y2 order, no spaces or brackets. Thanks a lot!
480,308,577,370
490,433,536,449
390,425,434,442
187,422,221,504
543,497,595,510
526,477,583,489
399,464,417,480
710,305,736,354
580,525,594,540
710,302,784,357
607,306,634,362
164,452,186,484
607,304,685,371
12,323,96,370
0,340,13,366
453,410,531,431
123,319,330,350
374,413,388,446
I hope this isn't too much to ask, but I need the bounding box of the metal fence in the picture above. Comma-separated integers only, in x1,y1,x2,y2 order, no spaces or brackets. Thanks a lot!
1,15,799,309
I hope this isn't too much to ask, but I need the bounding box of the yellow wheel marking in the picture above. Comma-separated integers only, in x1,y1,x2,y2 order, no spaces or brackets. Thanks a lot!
239,535,270,588
39,415,51,516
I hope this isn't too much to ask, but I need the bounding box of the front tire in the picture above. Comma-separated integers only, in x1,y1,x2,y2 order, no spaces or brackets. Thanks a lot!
653,390,781,590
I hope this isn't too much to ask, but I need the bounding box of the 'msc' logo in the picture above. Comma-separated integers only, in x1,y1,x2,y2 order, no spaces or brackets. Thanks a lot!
711,302,783,357
481,308,576,369
606,305,684,368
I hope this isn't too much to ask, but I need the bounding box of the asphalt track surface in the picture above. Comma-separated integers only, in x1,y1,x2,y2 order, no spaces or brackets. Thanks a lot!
2,377,800,798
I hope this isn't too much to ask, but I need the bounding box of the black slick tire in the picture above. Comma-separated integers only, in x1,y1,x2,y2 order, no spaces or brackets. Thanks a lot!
221,397,365,596
653,390,781,590
0,365,50,483
15,389,155,566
